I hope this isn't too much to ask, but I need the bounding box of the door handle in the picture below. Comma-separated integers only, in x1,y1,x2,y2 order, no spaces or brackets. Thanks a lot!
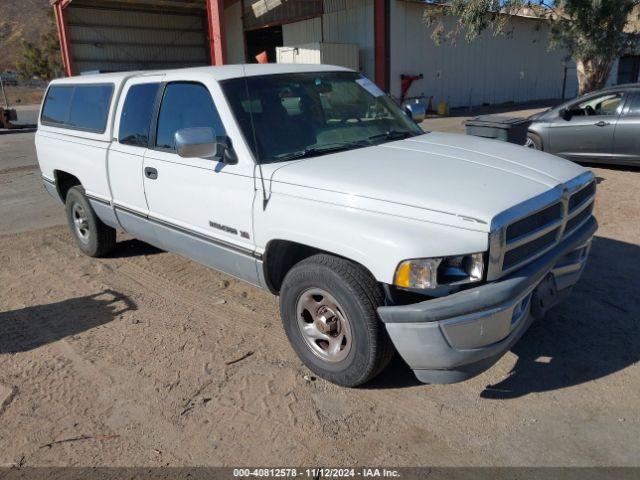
144,167,158,180
595,121,610,127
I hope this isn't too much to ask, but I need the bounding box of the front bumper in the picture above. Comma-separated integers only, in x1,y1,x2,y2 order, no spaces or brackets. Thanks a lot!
378,217,597,384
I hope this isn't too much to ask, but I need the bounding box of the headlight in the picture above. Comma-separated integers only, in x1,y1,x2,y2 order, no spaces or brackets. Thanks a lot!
394,253,485,290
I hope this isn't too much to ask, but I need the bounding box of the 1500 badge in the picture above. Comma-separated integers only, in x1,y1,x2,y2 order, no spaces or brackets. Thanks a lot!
209,221,250,239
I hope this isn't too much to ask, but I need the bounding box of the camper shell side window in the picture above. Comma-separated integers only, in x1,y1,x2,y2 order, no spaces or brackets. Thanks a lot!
41,83,115,134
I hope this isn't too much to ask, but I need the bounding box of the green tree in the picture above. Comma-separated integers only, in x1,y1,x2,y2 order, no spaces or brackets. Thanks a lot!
16,11,62,81
425,0,640,95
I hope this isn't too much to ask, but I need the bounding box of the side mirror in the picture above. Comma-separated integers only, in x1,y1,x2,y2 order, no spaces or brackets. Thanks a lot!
174,127,235,163
405,102,426,123
559,108,572,121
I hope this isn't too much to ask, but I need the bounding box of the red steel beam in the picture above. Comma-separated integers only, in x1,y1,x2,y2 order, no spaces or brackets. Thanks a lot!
54,2,74,76
206,0,227,65
374,0,389,92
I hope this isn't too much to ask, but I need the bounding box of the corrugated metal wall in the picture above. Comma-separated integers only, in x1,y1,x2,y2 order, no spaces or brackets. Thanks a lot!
66,3,208,73
390,2,579,107
282,17,322,45
322,0,374,78
281,0,374,77
276,42,359,69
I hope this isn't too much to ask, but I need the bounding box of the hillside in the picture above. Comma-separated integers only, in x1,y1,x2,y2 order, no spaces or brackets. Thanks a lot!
0,0,52,71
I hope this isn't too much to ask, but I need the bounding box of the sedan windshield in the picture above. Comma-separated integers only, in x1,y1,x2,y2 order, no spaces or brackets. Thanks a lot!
221,71,423,164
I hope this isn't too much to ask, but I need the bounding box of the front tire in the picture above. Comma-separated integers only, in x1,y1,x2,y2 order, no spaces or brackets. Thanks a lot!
65,186,116,257
279,254,394,387
525,132,543,150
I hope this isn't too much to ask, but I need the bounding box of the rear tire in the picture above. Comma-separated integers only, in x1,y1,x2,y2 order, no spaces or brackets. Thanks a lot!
525,132,543,150
65,186,116,257
279,254,394,387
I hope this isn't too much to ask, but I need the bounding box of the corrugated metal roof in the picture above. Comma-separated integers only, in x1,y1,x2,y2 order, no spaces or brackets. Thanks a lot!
52,0,206,8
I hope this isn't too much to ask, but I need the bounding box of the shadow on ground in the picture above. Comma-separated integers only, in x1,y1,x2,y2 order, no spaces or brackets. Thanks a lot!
481,235,640,399
106,238,163,258
0,289,136,354
369,236,640,395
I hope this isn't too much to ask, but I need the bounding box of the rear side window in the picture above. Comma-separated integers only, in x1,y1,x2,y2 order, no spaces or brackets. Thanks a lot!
41,83,114,133
68,85,113,132
118,83,161,147
41,86,74,125
624,93,640,117
155,82,224,151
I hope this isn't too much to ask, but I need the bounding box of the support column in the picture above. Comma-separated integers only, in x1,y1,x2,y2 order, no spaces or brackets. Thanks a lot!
54,2,74,77
374,0,389,92
206,0,227,65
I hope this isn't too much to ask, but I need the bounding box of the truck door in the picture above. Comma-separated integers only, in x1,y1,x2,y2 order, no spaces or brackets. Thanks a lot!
142,81,260,285
110,76,163,241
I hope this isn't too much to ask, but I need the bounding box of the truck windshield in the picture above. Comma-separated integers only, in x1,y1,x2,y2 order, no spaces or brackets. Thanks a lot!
221,71,423,164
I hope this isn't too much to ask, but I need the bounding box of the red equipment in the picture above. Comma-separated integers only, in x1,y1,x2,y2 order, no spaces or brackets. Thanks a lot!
400,73,424,104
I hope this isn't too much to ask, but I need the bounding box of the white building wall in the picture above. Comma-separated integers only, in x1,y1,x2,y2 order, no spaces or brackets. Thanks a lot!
225,1,245,64
322,0,374,79
282,0,375,78
282,17,323,45
390,1,579,107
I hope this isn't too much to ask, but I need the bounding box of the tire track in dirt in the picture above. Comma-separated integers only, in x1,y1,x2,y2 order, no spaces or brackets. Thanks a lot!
30,231,337,464
19,237,224,464
0,164,38,175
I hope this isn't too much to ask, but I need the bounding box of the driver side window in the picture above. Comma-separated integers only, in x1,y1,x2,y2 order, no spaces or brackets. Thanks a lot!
154,82,225,151
575,93,623,117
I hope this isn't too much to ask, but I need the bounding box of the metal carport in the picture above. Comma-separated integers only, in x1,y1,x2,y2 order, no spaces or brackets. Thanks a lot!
51,0,228,76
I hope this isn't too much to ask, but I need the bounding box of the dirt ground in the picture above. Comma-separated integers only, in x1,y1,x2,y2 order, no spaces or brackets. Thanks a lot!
0,113,639,467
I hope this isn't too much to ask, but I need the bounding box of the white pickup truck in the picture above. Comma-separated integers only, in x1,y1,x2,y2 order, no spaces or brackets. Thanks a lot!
36,64,597,387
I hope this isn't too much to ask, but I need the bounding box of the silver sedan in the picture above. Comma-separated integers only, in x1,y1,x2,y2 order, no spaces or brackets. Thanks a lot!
527,84,640,166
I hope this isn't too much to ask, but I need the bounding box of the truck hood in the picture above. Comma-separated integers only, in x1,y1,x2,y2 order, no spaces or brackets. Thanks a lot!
263,132,587,232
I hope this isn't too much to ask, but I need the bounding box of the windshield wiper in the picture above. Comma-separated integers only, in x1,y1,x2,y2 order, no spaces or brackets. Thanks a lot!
271,141,371,162
368,129,415,143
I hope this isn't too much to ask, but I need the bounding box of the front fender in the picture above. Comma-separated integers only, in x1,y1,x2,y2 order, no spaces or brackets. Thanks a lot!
253,192,489,284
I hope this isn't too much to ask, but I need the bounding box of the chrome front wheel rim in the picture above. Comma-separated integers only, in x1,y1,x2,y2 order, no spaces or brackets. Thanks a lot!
524,137,537,149
72,203,90,243
296,288,352,363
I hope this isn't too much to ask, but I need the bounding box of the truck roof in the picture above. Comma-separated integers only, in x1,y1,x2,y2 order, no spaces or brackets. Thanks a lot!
48,64,353,86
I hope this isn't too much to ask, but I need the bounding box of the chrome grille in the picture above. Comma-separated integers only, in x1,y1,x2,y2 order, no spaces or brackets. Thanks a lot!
569,181,596,211
503,228,561,270
487,173,596,280
565,202,594,235
505,202,562,242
